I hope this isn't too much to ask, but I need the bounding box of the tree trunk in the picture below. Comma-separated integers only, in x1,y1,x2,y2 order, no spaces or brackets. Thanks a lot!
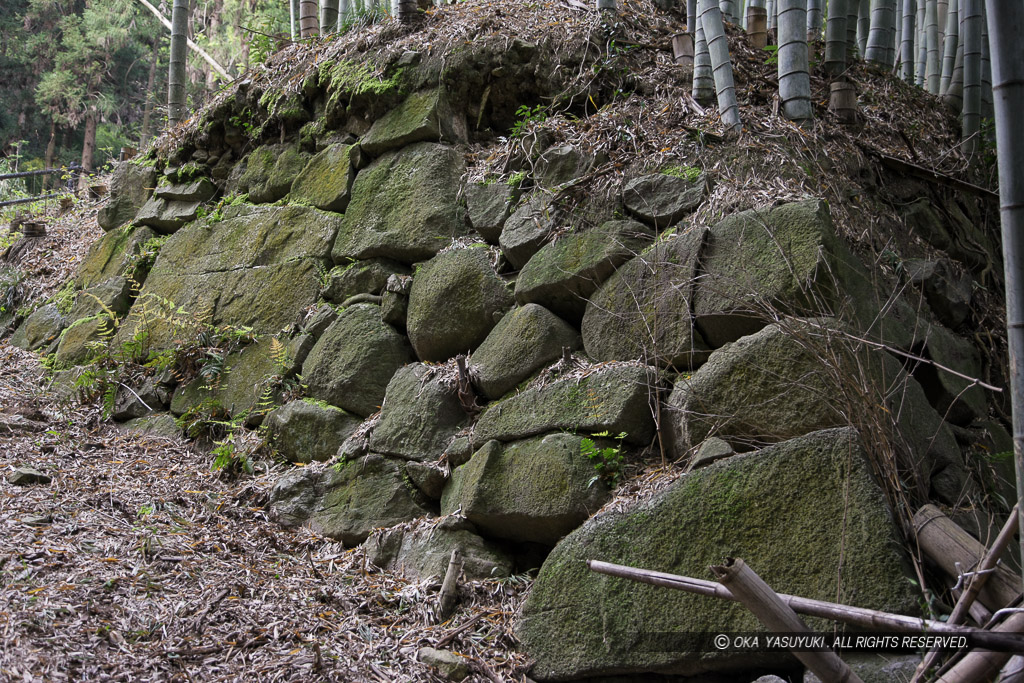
925,0,940,91
901,0,915,81
945,0,965,109
299,0,319,37
688,0,699,32
807,0,822,38
140,38,159,144
393,0,417,23
699,0,742,133
778,0,812,121
865,0,896,65
857,0,870,55
692,15,715,104
290,0,297,40
338,0,350,28
321,0,339,33
846,1,859,59
980,4,992,119
205,0,222,90
824,0,848,75
168,0,188,128
767,0,777,30
42,120,56,191
940,0,957,93
915,0,927,85
79,110,97,193
961,0,982,155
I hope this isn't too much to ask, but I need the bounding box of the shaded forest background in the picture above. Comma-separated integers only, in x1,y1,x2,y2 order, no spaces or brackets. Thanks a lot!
0,0,290,192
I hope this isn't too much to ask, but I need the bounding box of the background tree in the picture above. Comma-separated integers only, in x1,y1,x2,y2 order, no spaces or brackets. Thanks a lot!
168,0,189,127
778,0,812,122
698,0,741,133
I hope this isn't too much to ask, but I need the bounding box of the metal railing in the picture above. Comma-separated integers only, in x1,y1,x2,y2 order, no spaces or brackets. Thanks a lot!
0,164,83,208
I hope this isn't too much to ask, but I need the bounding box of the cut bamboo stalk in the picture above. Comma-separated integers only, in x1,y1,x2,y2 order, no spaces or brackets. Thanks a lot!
937,612,1024,683
710,558,864,683
437,549,463,621
914,504,1022,612
913,504,1021,683
998,655,1024,682
586,560,1024,651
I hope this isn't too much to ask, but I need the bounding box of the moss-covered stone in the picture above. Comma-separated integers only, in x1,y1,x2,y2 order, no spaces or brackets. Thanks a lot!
116,204,341,350
365,517,513,580
53,316,111,366
264,399,362,463
536,144,594,187
321,258,410,304
499,194,562,270
916,323,987,425
518,428,919,680
442,433,611,545
97,162,157,232
465,181,519,243
406,248,513,362
237,143,311,204
289,143,356,213
472,363,659,448
170,337,285,421
516,219,653,323
331,143,467,264
369,363,469,461
622,171,706,229
75,225,160,289
359,88,467,157
134,196,203,234
51,277,135,366
154,177,216,202
10,304,65,351
581,227,711,369
301,304,415,417
468,304,580,400
269,454,432,546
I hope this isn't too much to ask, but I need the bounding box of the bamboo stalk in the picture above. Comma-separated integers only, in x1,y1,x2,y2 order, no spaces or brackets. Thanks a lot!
710,558,864,683
136,0,232,81
437,549,463,621
937,612,1024,683
586,560,1024,651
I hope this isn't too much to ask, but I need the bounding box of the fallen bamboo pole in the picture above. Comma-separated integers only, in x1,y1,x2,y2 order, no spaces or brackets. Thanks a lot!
936,612,1024,683
913,505,1021,683
586,560,1024,651
710,558,863,683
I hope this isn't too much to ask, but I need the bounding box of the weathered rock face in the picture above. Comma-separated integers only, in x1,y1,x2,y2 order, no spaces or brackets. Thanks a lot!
406,248,513,362
622,171,706,229
536,145,594,187
369,363,469,461
465,182,518,243
301,304,415,417
321,258,410,304
134,195,204,234
236,143,310,203
442,434,611,545
905,259,973,328
269,454,432,546
581,227,711,368
515,219,653,324
75,225,160,289
499,194,562,270
117,204,340,350
10,304,65,351
518,428,919,680
916,323,987,425
54,277,135,365
331,143,466,264
289,142,356,212
472,363,659,448
97,162,157,231
155,177,216,203
365,517,513,580
358,88,466,157
264,399,362,463
469,304,580,400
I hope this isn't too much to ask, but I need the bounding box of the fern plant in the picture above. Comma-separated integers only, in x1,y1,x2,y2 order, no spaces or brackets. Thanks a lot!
582,430,627,489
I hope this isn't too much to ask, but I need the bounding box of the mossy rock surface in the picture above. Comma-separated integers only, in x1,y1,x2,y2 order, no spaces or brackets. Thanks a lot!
499,194,561,270
465,181,518,243
622,171,706,229
359,88,466,157
301,304,415,417
134,197,203,234
581,227,710,369
516,219,653,323
51,277,135,366
517,428,919,680
170,337,283,421
442,433,610,545
289,142,356,213
369,363,469,462
365,517,513,580
468,303,580,400
914,322,987,426
11,304,66,352
54,317,111,366
406,248,513,362
264,399,362,464
97,162,157,232
116,204,340,350
331,143,466,264
69,277,133,320
321,258,410,304
154,177,216,202
269,454,432,546
238,143,311,204
472,363,659,448
76,225,159,289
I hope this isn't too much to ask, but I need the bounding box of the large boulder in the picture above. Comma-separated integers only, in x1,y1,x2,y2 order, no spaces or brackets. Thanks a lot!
359,88,466,157
516,219,653,323
499,194,563,270
236,143,310,203
289,142,356,213
264,399,363,463
97,162,157,231
536,145,594,187
116,204,341,350
442,434,611,545
469,304,580,400
465,181,518,243
134,196,204,234
365,517,513,580
916,323,987,425
301,304,415,416
905,259,973,329
406,248,513,362
321,258,409,304
518,428,919,680
154,177,216,203
622,171,706,229
269,454,432,546
369,363,469,461
472,363,659,448
665,322,971,504
53,277,135,366
75,225,160,289
581,227,711,369
331,143,467,264
10,304,65,351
